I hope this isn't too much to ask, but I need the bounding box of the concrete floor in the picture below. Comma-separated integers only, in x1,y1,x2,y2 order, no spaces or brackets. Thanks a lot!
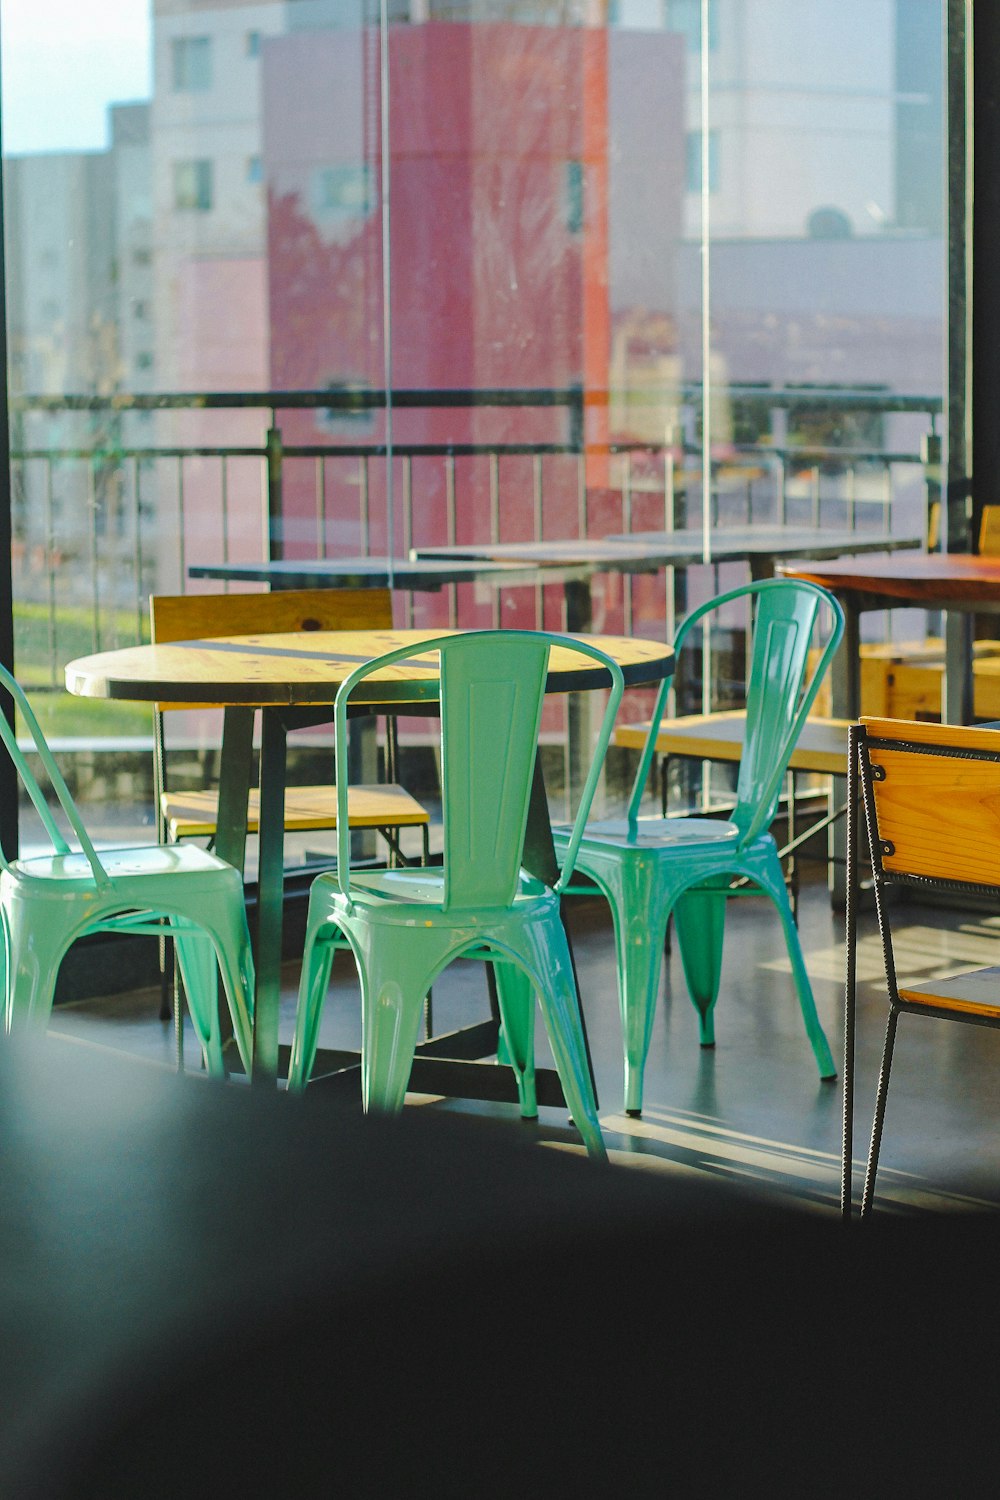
46,865,1000,1217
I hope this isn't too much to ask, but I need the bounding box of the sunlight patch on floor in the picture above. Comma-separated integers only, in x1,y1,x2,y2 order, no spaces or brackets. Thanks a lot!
598,1106,998,1215
763,922,1000,985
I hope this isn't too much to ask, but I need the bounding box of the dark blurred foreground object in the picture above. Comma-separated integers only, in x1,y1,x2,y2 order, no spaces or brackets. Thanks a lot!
1,1037,998,1498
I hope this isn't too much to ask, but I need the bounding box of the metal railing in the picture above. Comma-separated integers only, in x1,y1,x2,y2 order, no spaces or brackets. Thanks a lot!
9,384,941,684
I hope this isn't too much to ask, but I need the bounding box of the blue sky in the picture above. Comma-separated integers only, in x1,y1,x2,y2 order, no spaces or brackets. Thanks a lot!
1,0,151,154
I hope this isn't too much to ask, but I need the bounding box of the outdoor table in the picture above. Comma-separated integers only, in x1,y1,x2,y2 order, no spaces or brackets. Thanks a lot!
189,553,596,596
779,552,1000,722
413,526,923,631
65,627,673,1090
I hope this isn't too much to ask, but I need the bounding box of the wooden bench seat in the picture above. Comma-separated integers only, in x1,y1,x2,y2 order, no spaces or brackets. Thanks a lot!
614,711,850,777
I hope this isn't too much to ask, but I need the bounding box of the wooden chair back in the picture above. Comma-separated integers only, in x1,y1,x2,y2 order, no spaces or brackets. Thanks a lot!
980,505,1000,557
149,588,394,711
860,716,1000,888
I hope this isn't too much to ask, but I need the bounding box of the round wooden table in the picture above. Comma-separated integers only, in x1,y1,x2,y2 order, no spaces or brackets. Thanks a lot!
66,628,674,1084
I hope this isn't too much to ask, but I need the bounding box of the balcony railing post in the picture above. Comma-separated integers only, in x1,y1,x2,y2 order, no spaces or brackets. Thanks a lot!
921,431,942,548
265,423,283,562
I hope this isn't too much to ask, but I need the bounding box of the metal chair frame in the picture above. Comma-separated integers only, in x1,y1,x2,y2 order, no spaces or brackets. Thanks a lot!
843,719,1000,1219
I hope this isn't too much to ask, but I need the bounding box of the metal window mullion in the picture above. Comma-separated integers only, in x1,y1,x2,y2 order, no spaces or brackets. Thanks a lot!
131,456,144,644
402,456,414,627
360,456,370,556
88,457,101,653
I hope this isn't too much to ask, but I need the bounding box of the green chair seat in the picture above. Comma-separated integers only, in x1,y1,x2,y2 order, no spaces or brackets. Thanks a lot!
553,577,845,1117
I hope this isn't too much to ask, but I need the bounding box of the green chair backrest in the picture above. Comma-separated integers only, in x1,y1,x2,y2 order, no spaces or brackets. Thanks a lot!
626,578,844,846
0,662,111,888
333,630,625,912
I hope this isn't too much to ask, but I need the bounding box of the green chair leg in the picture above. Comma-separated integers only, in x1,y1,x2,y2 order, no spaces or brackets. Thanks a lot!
747,844,836,1080
172,923,225,1077
521,921,606,1162
356,928,445,1113
673,883,728,1047
493,959,538,1118
287,921,338,1093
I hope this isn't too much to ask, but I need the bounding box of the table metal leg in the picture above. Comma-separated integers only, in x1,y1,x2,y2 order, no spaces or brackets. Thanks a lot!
253,708,287,1083
945,609,974,723
212,707,255,1060
563,577,598,817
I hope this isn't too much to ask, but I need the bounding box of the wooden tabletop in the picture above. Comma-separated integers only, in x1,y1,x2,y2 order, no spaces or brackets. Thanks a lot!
65,627,674,707
780,552,1000,607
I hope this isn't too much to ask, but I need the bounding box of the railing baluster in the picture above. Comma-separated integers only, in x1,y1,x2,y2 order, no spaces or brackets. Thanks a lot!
360,456,370,556
446,452,457,629
220,455,230,572
883,460,892,533
533,452,543,632
177,456,186,599
315,456,325,556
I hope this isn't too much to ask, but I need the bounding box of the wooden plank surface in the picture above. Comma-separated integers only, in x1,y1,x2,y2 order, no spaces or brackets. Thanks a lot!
863,718,1000,885
66,628,674,706
782,553,1000,606
614,711,851,775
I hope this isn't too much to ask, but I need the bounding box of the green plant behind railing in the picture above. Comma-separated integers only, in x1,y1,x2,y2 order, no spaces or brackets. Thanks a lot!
12,602,152,740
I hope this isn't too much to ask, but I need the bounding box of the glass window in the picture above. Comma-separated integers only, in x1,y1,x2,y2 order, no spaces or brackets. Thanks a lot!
247,155,263,184
173,160,213,212
312,164,373,218
666,0,719,52
685,129,719,193
171,36,212,92
246,30,261,58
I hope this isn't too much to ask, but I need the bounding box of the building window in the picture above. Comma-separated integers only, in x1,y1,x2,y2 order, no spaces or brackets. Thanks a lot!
132,299,149,320
685,129,719,192
246,30,261,57
171,37,212,92
135,352,154,372
133,248,152,267
666,0,719,52
565,161,584,235
312,164,374,219
247,155,263,185
173,159,213,212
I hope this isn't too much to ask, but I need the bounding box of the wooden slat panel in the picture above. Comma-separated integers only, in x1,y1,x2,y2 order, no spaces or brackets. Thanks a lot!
150,589,393,711
863,721,1000,885
150,587,393,644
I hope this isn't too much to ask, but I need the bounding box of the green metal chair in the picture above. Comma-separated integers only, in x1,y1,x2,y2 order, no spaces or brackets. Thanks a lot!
286,629,625,1161
0,662,254,1077
552,578,845,1116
